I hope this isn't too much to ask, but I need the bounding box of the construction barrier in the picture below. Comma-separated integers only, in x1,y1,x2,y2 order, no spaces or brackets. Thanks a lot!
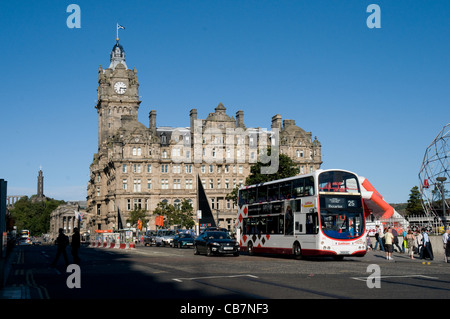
89,241,135,249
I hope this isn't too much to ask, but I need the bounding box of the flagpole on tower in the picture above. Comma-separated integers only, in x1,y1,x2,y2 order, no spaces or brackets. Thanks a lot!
116,23,125,43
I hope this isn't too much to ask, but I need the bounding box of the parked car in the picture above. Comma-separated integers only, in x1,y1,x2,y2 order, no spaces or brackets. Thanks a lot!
201,227,228,234
194,231,239,256
143,230,156,246
171,233,195,248
155,229,176,247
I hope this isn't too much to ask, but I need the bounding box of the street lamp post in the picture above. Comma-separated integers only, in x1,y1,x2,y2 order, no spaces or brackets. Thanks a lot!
437,176,447,227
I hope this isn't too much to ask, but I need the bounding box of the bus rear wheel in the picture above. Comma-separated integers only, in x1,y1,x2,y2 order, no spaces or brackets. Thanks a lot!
293,242,302,260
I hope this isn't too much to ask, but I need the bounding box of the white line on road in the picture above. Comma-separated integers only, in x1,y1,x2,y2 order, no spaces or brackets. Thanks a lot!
350,274,439,282
173,274,258,283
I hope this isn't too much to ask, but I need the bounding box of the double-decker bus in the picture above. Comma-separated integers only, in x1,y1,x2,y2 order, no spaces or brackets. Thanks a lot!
20,230,30,239
236,169,367,260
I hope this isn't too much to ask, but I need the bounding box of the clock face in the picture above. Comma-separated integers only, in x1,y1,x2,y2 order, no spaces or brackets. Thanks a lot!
114,81,127,94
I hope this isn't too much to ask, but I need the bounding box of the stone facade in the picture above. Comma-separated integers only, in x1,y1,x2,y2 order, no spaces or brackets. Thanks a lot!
49,201,87,241
86,40,322,234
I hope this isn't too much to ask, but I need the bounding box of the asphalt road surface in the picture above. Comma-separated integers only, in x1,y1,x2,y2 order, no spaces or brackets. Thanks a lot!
2,243,449,315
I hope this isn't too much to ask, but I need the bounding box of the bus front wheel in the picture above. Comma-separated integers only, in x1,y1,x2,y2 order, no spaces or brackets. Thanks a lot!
293,242,302,260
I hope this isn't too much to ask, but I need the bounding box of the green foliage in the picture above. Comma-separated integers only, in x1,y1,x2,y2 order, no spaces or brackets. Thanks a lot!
405,186,424,216
226,152,298,204
153,199,194,229
9,196,65,236
126,208,149,227
245,153,298,185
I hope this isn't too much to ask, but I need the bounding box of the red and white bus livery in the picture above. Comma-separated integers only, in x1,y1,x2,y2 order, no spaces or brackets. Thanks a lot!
236,169,367,260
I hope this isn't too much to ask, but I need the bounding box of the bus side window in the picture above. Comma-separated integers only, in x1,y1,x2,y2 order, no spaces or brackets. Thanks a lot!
305,177,315,196
248,188,257,204
257,186,267,203
292,178,304,198
268,184,279,201
280,182,292,199
239,190,247,205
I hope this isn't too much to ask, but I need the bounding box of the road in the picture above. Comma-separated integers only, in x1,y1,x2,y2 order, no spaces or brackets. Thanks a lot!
2,243,450,312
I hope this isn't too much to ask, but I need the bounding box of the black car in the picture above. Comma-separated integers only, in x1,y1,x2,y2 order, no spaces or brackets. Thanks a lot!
171,233,195,248
194,231,239,256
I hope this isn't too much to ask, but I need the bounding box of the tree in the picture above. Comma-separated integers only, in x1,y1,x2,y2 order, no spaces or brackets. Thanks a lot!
126,208,149,229
227,152,298,205
153,201,174,228
152,199,194,229
405,186,424,216
9,196,65,236
245,153,298,185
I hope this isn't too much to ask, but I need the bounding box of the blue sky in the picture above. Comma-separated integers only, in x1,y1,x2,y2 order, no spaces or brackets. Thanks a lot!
1,0,449,204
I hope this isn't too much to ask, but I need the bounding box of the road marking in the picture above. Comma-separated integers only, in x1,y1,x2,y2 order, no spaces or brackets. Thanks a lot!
173,274,258,283
26,269,50,299
351,274,439,282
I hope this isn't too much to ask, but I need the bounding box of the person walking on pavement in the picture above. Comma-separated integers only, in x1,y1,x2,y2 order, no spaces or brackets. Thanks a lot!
51,228,69,267
405,230,416,259
374,225,385,252
416,230,423,256
443,228,450,263
392,228,403,253
384,227,394,260
420,228,434,260
71,227,81,265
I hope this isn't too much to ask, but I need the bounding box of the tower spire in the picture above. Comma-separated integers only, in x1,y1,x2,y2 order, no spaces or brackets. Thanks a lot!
109,24,127,69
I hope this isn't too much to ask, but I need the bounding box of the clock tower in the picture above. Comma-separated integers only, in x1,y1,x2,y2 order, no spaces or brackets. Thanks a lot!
96,39,141,148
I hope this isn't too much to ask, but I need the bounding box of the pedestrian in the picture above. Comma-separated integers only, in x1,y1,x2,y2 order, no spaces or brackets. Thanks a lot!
51,228,69,267
402,229,408,253
405,230,416,259
392,228,403,253
443,228,450,263
416,230,423,256
384,227,394,260
366,231,373,251
420,228,434,260
374,225,385,251
71,227,81,265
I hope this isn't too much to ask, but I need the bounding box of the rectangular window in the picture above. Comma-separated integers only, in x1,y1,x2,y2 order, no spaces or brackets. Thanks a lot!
133,179,141,192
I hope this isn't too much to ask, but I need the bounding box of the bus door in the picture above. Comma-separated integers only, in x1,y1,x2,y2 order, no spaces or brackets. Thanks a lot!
284,201,295,236
301,197,319,249
291,200,305,235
